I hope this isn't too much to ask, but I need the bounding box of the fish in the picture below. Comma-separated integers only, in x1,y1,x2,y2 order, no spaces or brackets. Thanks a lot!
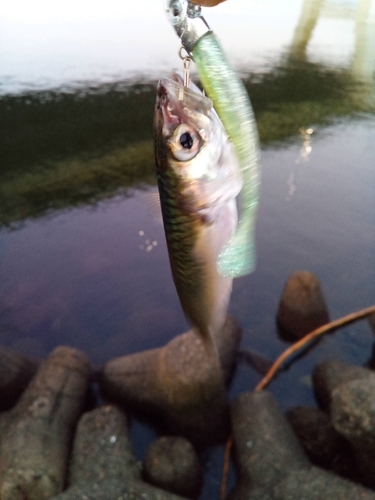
167,0,261,279
154,73,242,352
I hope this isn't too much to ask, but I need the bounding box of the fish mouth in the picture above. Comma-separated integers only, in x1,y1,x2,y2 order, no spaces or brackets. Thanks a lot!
156,77,182,109
157,75,211,110
157,75,211,109
156,81,168,110
156,75,213,139
156,78,181,135
171,72,184,86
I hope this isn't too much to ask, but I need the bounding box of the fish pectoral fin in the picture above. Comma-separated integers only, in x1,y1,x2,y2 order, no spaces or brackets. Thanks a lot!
196,206,216,226
203,164,243,207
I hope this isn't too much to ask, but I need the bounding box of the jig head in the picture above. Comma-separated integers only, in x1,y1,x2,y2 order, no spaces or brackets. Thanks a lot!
167,0,211,55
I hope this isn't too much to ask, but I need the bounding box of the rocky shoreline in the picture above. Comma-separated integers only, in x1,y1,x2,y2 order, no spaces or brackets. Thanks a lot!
1,272,375,499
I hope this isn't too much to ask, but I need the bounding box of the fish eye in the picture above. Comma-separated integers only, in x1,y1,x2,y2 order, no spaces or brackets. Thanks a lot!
169,124,201,161
170,0,181,18
180,132,194,149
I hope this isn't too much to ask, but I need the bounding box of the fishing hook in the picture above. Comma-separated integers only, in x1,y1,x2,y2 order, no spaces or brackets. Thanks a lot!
178,46,191,88
178,46,192,100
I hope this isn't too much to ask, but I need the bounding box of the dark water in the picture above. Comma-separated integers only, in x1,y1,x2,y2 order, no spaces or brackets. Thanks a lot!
1,0,375,497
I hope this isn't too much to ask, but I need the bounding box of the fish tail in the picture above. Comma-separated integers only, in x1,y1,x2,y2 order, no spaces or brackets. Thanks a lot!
196,324,221,364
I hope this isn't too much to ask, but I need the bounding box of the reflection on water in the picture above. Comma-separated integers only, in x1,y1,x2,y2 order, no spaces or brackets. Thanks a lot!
291,0,375,106
0,83,157,226
286,127,314,199
296,127,314,165
1,58,372,227
0,1,375,498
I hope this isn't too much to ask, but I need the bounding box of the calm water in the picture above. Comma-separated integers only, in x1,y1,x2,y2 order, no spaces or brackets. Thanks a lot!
1,0,375,497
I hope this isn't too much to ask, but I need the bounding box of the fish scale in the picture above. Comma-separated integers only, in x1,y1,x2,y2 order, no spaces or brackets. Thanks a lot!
156,139,207,305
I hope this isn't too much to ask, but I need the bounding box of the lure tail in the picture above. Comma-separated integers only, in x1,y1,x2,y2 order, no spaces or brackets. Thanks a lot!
217,217,256,278
192,33,260,278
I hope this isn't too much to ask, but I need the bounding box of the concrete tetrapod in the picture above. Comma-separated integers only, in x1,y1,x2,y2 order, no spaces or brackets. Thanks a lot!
312,359,371,410
100,316,241,445
0,344,39,410
228,391,375,499
54,405,190,500
286,406,359,481
313,359,375,489
0,346,91,500
277,270,329,341
143,436,203,498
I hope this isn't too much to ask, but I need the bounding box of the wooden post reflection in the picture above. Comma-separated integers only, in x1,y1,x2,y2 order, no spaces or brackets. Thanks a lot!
290,0,325,57
352,0,375,84
290,0,374,102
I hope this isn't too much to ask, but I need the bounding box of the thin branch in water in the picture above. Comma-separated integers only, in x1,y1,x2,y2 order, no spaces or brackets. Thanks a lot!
255,304,375,392
220,435,233,500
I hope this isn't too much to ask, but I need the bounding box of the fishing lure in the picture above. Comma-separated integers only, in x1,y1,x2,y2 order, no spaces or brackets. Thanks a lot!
166,0,260,278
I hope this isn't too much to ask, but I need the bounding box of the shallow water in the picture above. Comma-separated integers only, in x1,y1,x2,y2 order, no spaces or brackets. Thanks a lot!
1,0,375,498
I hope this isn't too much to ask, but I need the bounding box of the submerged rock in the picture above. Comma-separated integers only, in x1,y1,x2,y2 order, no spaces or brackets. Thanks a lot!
330,374,375,489
286,405,359,481
330,375,375,451
277,270,329,341
0,344,39,411
54,405,189,500
312,359,372,410
143,436,202,499
100,316,241,445
313,359,375,489
228,391,375,500
0,346,90,500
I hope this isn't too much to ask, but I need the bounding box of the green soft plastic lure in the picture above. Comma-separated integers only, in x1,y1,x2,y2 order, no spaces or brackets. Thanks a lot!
166,0,260,278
